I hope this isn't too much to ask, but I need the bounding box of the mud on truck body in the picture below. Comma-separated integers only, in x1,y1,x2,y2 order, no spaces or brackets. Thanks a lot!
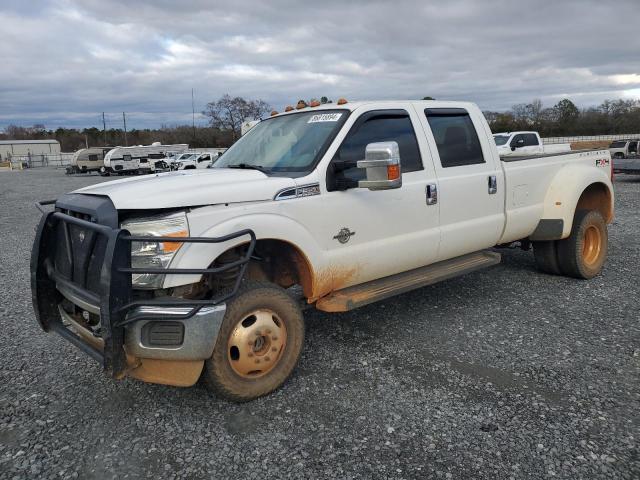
32,100,614,402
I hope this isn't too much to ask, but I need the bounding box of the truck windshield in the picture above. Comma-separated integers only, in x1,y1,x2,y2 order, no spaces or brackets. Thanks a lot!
609,141,626,148
215,110,349,175
493,135,511,146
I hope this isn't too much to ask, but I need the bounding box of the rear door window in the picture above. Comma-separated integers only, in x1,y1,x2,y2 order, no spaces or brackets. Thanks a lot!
424,109,485,167
523,133,539,146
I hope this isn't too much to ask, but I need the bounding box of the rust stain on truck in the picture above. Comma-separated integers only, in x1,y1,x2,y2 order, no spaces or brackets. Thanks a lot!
310,265,359,302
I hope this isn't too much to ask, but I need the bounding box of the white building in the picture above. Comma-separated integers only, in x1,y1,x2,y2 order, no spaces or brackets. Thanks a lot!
0,140,61,161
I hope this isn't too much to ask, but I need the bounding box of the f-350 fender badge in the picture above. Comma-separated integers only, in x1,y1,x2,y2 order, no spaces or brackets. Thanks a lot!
333,227,355,244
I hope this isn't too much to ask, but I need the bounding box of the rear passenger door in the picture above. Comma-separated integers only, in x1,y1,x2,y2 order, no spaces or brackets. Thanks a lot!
415,107,504,261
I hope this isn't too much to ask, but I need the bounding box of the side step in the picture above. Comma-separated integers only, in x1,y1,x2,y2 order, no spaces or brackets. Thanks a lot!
315,250,501,312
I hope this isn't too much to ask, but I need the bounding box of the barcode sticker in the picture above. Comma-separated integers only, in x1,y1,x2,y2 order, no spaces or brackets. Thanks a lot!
307,113,343,123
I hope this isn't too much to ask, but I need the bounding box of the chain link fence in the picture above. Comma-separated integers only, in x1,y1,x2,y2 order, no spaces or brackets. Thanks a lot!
4,153,74,169
2,135,639,168
542,134,640,144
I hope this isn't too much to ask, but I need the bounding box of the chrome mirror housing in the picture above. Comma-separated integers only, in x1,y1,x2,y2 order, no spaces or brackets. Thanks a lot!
357,141,402,190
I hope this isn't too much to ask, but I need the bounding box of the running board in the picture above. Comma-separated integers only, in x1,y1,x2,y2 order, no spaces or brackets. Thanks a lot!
315,250,501,312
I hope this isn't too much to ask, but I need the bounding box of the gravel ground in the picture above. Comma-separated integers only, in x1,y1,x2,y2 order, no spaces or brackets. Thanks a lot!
1,169,638,479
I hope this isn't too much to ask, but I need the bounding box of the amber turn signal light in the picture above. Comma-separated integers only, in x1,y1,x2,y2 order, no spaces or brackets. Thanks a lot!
160,230,188,254
387,164,400,181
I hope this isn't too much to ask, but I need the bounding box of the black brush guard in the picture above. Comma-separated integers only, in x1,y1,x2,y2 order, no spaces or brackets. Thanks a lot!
31,200,256,378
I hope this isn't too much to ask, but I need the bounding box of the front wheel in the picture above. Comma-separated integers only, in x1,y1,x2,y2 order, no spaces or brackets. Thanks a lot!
557,209,608,279
202,282,305,402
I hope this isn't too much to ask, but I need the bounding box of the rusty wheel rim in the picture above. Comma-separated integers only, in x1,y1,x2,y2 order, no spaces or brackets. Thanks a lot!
582,225,602,267
227,309,287,378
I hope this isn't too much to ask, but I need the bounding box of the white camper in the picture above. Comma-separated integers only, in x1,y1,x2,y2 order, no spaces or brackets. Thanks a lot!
67,147,113,174
101,143,188,175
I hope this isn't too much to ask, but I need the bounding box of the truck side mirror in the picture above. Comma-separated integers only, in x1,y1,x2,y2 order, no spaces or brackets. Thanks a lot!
357,141,402,190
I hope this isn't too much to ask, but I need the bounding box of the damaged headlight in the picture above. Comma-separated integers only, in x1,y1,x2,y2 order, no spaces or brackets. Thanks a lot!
121,212,189,289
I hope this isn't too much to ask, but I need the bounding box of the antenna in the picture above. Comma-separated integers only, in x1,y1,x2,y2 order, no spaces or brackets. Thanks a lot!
122,112,128,146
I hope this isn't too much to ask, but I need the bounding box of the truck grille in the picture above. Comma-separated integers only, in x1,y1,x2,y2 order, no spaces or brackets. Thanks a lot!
54,208,109,296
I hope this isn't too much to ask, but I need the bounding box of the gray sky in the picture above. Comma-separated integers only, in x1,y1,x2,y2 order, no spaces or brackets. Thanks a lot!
2,0,639,129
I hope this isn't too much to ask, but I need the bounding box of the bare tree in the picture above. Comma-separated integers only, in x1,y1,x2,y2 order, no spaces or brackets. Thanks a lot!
203,94,271,141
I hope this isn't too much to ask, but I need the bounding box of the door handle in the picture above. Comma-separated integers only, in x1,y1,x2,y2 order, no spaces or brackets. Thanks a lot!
426,183,438,205
488,175,497,194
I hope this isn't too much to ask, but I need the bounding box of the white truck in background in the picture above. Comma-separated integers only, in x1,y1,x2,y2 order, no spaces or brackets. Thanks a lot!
32,100,614,402
101,143,188,175
174,149,227,170
493,131,571,157
608,139,639,159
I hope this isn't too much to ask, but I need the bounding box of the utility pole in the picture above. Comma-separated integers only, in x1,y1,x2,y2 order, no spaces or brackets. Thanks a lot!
122,112,128,146
102,112,107,146
191,88,196,145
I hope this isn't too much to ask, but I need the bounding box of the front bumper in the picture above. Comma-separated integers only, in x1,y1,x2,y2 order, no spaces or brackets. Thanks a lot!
31,198,255,380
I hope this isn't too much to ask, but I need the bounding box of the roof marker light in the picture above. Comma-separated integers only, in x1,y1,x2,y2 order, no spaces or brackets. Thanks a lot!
285,105,294,112
270,110,279,116
296,100,307,109
310,100,321,107
337,98,348,105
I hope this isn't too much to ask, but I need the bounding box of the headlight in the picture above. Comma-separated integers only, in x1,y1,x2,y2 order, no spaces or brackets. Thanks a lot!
121,212,189,289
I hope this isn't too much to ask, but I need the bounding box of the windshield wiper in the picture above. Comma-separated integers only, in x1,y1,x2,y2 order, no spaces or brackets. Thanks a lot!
227,163,271,174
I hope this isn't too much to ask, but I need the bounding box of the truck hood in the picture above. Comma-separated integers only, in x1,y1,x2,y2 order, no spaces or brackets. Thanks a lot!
74,168,295,209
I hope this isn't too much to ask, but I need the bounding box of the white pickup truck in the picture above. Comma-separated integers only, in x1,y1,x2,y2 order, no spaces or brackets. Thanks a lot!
174,150,227,170
32,100,614,401
493,131,571,157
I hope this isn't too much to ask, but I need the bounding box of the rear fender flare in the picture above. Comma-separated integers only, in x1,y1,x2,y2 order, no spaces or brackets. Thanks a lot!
537,164,613,239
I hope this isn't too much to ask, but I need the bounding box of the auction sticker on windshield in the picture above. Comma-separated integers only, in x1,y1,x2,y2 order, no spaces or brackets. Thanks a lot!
308,113,343,123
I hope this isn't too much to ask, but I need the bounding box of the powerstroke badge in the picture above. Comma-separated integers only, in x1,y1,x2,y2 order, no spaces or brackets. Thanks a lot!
333,227,355,244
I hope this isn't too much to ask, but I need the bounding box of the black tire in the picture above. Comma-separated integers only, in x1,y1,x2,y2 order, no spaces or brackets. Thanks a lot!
202,282,305,402
532,240,561,275
556,209,608,279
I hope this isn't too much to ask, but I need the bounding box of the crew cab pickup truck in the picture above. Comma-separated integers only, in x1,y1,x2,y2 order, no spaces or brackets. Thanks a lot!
32,100,614,401
174,150,226,170
493,131,571,157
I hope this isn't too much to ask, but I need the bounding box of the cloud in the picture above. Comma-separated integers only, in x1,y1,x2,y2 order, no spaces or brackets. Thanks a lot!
1,0,639,129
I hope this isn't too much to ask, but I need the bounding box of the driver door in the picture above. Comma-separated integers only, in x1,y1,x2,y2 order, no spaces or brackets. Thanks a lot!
317,106,440,293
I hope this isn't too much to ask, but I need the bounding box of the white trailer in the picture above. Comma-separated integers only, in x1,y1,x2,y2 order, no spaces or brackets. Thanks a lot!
101,143,188,175
67,147,113,174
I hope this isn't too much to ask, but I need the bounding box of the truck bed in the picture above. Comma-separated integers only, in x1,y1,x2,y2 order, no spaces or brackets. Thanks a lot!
613,157,640,175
